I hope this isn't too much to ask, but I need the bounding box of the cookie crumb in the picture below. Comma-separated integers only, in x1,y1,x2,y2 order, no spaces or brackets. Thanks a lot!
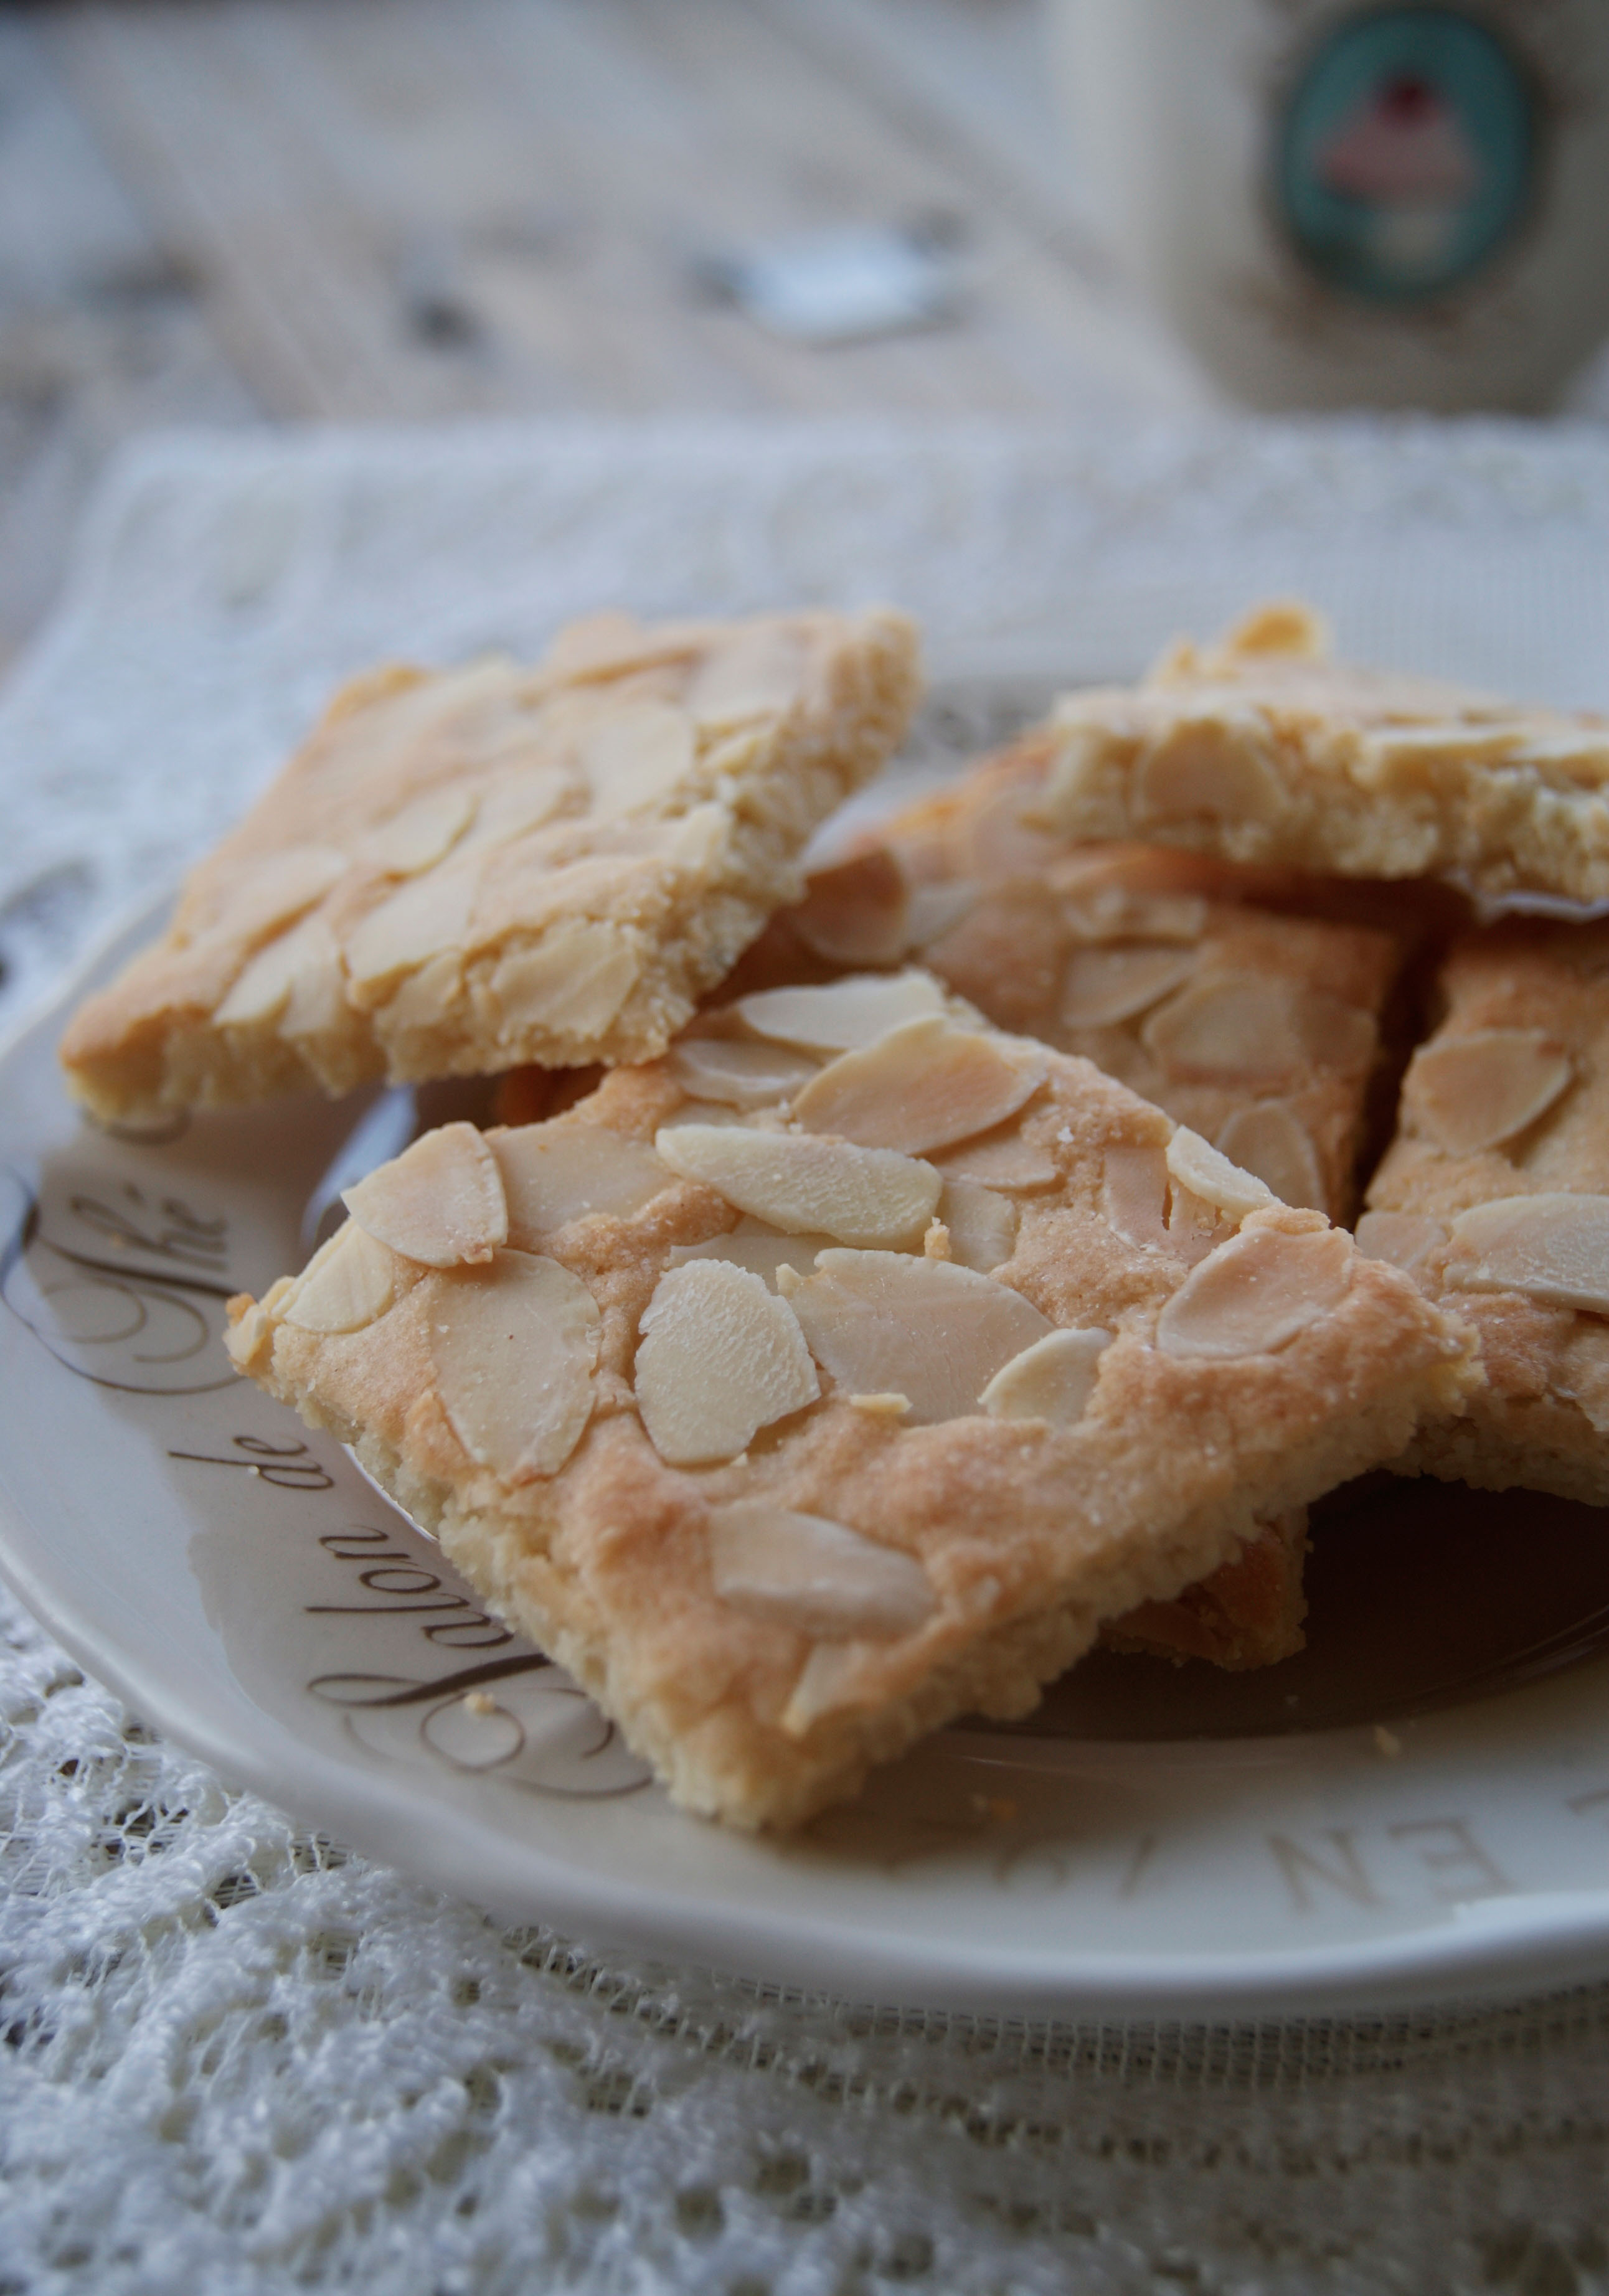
464,1690,498,1716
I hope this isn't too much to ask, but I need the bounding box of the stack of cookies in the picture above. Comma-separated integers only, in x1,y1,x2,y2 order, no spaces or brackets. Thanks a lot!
59,600,1609,1830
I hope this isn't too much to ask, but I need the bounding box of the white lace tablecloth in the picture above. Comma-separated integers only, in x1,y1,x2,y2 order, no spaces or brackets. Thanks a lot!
4,417,1609,2294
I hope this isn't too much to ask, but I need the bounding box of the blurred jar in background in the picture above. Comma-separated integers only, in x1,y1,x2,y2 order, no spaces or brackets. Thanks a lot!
1049,0,1609,410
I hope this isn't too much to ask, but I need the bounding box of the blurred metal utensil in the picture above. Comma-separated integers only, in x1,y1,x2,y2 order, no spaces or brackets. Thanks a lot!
300,1085,418,1256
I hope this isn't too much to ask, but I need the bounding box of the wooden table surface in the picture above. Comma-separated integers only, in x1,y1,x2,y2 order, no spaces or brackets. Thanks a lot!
0,0,1217,664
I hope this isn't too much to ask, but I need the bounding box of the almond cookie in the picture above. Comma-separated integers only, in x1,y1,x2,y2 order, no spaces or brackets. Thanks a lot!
1022,600,1609,905
228,973,1477,1828
1362,918,1609,1505
59,607,921,1123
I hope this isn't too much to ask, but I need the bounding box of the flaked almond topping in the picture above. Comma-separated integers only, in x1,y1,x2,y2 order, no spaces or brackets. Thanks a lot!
281,1220,398,1334
980,1326,1111,1424
430,1249,600,1480
793,1017,1043,1157
667,1223,838,1290
735,970,946,1052
1165,1126,1276,1221
344,1121,508,1268
1102,1141,1172,1253
347,865,479,992
1445,1193,1609,1314
655,1124,940,1248
781,1640,880,1736
201,845,347,948
939,1179,1018,1274
1059,943,1197,1028
1354,1210,1446,1273
1062,887,1207,944
495,1123,669,1238
1141,976,1376,1082
1403,1030,1574,1156
848,1391,911,1416
685,623,807,728
379,948,464,1034
484,923,638,1040
669,1032,821,1109
635,1261,819,1464
578,699,696,814
906,879,980,949
1216,1102,1325,1213
357,787,477,877
1157,1223,1353,1359
707,1501,935,1638
1135,712,1286,825
787,1248,1052,1424
932,1125,1060,1192
215,911,339,1028
464,766,572,850
791,850,911,965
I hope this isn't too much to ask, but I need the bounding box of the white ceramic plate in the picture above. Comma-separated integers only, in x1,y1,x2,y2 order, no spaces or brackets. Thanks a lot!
7,892,1609,2020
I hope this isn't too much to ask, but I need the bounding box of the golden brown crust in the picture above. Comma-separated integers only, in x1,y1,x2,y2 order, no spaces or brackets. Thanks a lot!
1027,600,1609,903
60,608,922,1122
229,987,1477,1829
1364,918,1609,1503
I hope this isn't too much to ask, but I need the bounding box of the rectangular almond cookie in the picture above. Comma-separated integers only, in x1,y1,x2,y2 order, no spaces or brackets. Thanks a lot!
1361,918,1609,1505
228,972,1476,1828
1022,600,1609,906
59,607,920,1122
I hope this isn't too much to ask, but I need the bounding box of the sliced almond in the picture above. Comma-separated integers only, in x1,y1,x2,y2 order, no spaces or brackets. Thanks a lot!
1165,1126,1276,1221
1059,943,1197,1028
430,1249,600,1480
907,879,980,949
347,865,479,992
793,1017,1043,1157
495,1124,669,1236
932,1125,1061,1192
358,787,477,877
736,971,946,1053
787,1248,1052,1424
667,1226,838,1289
685,624,806,727
1354,1210,1445,1273
939,1180,1018,1274
1103,1141,1173,1253
344,1121,507,1268
485,923,638,1040
1404,1030,1574,1155
1445,1193,1609,1314
980,1326,1111,1424
655,1124,940,1248
1141,977,1377,1083
201,845,347,948
781,1640,882,1734
379,948,464,1034
1157,1224,1353,1359
635,1261,819,1464
791,850,911,965
1136,713,1286,825
281,1221,398,1334
215,910,338,1028
669,1033,821,1109
465,766,572,850
1216,1103,1326,1213
578,699,696,814
707,1501,935,1639
1062,887,1207,944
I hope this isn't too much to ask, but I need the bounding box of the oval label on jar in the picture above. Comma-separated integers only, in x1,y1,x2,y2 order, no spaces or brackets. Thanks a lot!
1276,7,1537,302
